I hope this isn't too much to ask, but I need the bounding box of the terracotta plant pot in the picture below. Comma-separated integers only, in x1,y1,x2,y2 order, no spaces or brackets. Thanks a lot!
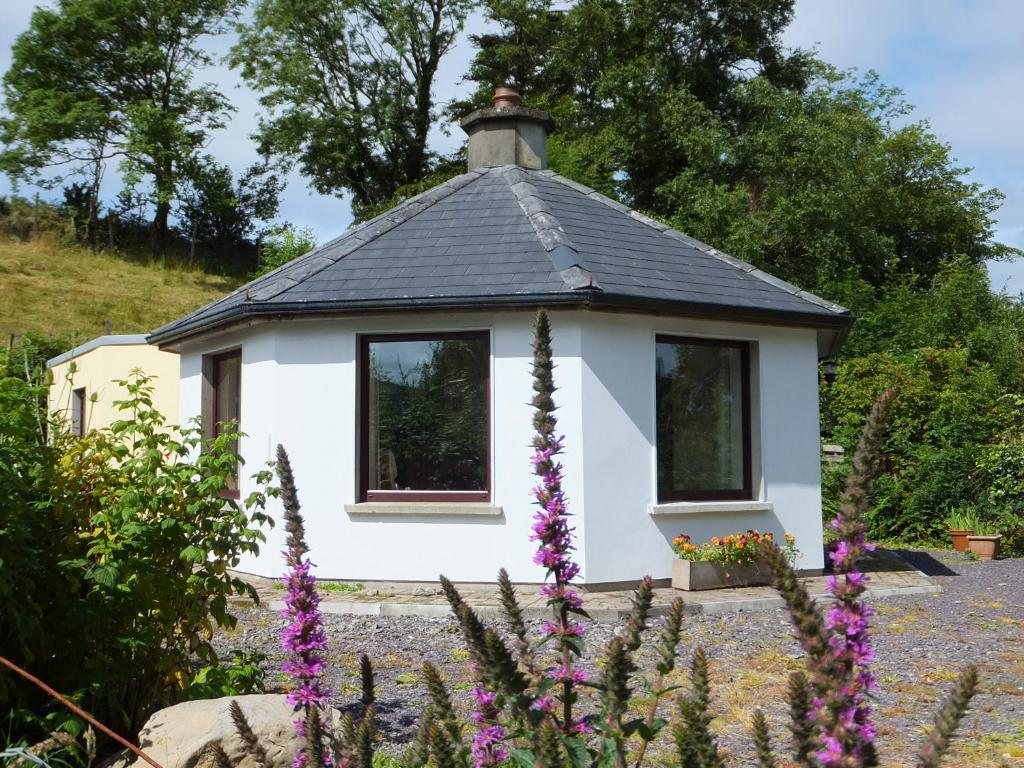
949,529,973,552
672,558,771,591
966,535,1001,561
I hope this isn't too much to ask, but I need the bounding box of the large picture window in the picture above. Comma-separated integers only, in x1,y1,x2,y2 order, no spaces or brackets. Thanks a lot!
360,332,490,502
204,349,241,496
655,335,752,501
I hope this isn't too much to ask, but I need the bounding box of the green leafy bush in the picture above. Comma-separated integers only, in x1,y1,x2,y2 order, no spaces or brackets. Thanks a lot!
184,651,268,701
0,375,56,688
0,371,274,740
975,394,1024,556
821,347,1008,544
253,225,317,277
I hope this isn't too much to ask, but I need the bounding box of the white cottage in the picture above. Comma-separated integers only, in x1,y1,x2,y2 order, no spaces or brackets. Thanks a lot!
149,89,851,587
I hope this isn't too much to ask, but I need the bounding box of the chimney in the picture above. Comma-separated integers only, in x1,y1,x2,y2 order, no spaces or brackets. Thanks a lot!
461,87,554,171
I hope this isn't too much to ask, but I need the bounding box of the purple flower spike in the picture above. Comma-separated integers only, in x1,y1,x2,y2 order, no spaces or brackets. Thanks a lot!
527,310,588,735
276,446,331,768
811,390,895,766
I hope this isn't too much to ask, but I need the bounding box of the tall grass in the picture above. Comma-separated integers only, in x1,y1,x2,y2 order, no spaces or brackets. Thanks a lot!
0,237,240,340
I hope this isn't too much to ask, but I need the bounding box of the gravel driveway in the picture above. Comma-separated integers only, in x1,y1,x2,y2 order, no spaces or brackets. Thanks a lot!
215,549,1024,767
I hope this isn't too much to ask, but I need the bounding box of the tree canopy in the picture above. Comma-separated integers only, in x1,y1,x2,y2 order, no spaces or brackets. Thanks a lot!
230,0,473,220
458,0,1015,299
1,0,243,245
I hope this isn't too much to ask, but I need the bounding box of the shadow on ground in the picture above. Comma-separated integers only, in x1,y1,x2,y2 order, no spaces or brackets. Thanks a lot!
885,548,959,577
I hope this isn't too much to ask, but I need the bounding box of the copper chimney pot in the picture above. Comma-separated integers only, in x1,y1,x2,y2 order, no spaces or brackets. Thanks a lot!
492,86,522,109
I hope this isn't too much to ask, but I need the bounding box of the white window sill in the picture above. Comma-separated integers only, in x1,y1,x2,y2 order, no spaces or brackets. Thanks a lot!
649,500,773,516
345,502,503,517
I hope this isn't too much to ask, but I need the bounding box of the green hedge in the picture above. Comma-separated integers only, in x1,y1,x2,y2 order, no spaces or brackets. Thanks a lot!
821,347,1020,549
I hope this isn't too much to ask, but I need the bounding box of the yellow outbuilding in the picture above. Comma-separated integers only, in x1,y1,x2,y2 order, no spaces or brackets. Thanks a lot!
47,335,180,435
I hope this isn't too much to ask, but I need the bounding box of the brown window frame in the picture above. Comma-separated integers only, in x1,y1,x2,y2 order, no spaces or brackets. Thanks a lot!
71,386,87,437
358,331,492,503
202,348,242,500
655,334,753,502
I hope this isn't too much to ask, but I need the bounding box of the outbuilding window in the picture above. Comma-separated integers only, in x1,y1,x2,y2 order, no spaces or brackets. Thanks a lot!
203,349,241,497
360,332,490,502
71,387,87,437
655,335,752,501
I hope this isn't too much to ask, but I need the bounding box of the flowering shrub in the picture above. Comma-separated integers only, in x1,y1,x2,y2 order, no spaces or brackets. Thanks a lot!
672,530,798,565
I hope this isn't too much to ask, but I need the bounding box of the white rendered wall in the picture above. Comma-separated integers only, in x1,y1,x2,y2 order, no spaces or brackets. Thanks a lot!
177,309,824,584
577,313,825,583
178,311,587,583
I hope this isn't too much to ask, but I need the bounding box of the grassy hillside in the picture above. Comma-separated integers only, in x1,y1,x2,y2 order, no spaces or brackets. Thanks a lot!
0,238,241,342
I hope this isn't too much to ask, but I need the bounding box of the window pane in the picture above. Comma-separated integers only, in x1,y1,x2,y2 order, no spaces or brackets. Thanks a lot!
214,354,241,436
656,339,747,497
367,336,488,492
212,352,241,491
72,387,86,437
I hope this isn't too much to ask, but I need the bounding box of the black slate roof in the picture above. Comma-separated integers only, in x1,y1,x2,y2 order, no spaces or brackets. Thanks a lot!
149,166,851,351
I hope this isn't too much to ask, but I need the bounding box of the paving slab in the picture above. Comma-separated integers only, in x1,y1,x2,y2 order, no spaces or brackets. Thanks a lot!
239,548,938,620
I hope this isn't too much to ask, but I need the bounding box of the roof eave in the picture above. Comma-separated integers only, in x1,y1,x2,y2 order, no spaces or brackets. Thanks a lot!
148,290,852,354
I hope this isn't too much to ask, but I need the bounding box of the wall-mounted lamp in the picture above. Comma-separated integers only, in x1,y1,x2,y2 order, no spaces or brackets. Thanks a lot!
822,359,839,385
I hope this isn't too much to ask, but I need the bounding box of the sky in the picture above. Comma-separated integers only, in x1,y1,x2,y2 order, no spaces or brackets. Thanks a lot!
1,0,1022,294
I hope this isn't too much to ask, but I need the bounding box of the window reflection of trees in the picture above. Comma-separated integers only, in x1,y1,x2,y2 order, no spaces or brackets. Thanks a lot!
369,338,488,492
656,341,744,495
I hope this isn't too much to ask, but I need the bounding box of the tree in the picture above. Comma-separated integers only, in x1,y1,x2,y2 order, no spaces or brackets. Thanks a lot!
0,0,241,246
231,0,472,219
460,0,814,207
253,224,318,277
461,0,1014,298
656,69,1014,295
176,158,283,264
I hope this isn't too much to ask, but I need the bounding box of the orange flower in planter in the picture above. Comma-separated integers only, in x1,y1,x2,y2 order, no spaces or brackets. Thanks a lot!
673,529,801,567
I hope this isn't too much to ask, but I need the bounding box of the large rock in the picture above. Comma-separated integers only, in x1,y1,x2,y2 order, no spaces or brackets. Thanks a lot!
132,694,330,768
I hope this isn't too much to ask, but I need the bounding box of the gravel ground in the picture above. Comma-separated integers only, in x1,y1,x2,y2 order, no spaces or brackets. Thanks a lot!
214,549,1024,767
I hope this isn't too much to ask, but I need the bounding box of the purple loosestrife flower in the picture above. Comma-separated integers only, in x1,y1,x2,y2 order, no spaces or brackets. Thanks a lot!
811,390,894,767
529,310,587,734
471,726,510,767
276,446,331,768
552,665,588,684
281,548,330,710
470,687,509,767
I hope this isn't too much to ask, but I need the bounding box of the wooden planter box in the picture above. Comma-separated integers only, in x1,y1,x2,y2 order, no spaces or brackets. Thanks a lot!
672,558,772,591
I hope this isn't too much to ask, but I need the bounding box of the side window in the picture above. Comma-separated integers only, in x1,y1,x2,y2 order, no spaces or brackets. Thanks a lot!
203,349,242,494
655,336,752,501
72,387,87,437
360,332,490,502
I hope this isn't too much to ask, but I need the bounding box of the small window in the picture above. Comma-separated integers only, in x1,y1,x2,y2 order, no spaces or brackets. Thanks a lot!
360,332,490,502
655,335,752,501
204,349,241,495
71,387,87,437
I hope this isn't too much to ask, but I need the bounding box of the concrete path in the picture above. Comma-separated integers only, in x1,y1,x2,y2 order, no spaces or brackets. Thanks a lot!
232,549,939,621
